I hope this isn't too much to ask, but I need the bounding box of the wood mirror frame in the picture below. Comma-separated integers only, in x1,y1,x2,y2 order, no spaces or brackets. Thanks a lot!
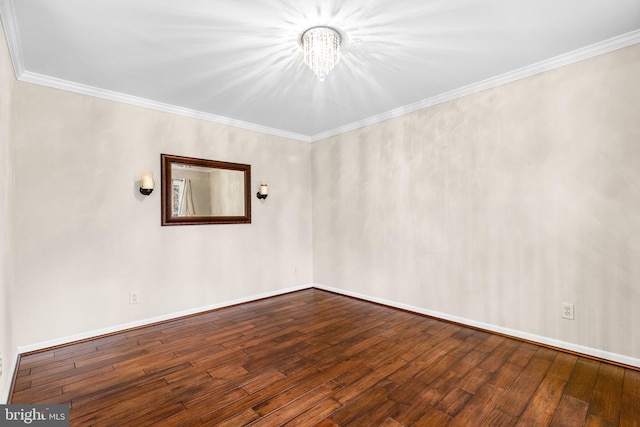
161,154,251,225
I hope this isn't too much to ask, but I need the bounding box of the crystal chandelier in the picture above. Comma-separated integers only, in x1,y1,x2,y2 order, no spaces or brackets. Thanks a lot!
301,26,341,82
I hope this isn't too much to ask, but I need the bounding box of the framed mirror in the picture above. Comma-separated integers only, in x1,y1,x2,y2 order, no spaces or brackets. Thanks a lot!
161,154,251,225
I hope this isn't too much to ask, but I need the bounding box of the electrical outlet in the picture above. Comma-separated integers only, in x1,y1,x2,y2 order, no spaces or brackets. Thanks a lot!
562,303,575,320
129,291,140,305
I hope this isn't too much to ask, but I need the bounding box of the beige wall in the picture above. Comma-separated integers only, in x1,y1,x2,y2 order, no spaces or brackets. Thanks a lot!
9,75,313,348
0,21,16,402
313,44,640,360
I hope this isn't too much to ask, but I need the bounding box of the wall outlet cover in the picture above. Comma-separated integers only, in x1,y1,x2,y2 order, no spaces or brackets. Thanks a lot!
129,292,140,305
562,303,575,320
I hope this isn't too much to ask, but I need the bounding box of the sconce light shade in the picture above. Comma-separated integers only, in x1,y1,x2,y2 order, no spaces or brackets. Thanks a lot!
140,172,154,196
257,183,268,199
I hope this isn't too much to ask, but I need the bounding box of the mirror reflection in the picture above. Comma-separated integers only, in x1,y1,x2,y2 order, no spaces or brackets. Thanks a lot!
161,154,251,225
171,165,245,217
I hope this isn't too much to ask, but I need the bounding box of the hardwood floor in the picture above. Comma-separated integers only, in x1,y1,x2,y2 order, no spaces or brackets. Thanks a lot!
10,289,640,426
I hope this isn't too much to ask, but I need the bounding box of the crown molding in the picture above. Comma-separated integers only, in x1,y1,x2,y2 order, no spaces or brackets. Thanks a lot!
17,72,312,142
309,29,640,142
0,0,24,77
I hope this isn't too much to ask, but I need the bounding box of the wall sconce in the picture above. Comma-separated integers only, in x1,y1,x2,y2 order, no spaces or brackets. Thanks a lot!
139,172,155,196
256,183,268,199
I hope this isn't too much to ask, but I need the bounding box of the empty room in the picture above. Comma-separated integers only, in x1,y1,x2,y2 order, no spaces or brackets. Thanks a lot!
1,0,639,425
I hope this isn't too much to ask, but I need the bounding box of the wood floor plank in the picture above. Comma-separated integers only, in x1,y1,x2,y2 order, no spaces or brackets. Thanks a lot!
436,387,474,417
393,401,438,426
415,407,453,426
516,375,567,425
388,377,429,404
449,383,506,426
568,358,597,394
549,352,579,381
22,363,115,389
185,367,323,424
344,399,398,426
551,395,590,427
11,384,64,404
331,357,406,405
282,398,343,427
421,367,467,407
251,376,340,417
215,408,260,427
586,363,625,424
250,380,342,426
483,408,519,426
71,378,172,425
479,338,520,372
379,417,405,427
162,386,249,426
496,354,554,418
620,369,640,426
107,401,187,427
329,379,399,425
334,363,373,387
71,362,193,411
241,369,288,394
312,418,340,427
459,366,493,394
508,343,538,367
491,361,527,389
416,353,461,386
9,289,640,426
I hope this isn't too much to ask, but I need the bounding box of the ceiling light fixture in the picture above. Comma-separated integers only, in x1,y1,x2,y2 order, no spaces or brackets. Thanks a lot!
301,26,341,82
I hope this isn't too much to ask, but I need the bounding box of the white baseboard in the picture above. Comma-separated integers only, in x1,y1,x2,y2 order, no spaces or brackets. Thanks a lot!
313,284,640,369
9,280,639,396
16,284,314,355
1,351,19,404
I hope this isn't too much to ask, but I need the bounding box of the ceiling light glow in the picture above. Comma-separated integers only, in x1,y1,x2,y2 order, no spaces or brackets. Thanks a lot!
301,26,341,82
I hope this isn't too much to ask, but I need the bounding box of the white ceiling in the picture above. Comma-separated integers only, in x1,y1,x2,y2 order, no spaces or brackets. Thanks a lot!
2,0,640,141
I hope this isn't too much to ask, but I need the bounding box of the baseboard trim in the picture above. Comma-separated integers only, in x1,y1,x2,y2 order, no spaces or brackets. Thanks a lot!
313,284,640,370
10,281,639,389
17,284,314,355
1,351,20,404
